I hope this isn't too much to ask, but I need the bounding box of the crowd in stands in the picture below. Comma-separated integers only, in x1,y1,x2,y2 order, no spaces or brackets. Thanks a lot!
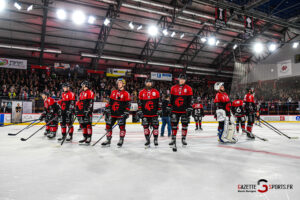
1,68,300,114
0,68,213,102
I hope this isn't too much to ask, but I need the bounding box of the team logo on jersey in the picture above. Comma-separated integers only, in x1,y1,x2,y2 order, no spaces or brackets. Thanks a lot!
152,92,156,96
145,101,154,111
77,102,83,110
121,94,123,99
184,88,187,93
112,102,120,111
175,97,184,107
61,103,66,110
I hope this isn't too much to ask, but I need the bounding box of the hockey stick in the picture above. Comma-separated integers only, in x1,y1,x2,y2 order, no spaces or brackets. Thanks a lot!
92,120,120,146
8,120,41,136
92,114,104,127
60,117,77,146
1,119,37,127
241,128,268,141
20,117,58,141
260,119,298,139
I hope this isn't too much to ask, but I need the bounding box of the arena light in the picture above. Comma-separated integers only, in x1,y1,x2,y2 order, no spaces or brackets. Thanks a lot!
208,37,216,46
171,31,176,37
233,44,237,49
201,37,207,43
268,43,277,52
162,29,168,36
293,41,299,48
72,10,86,25
129,22,134,29
27,4,33,11
0,0,6,11
14,1,21,10
253,42,264,54
104,18,110,26
88,16,96,24
137,25,143,31
148,25,158,37
180,33,184,39
56,9,67,20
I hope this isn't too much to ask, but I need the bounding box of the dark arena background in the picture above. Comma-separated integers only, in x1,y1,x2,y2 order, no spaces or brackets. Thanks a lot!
0,0,300,200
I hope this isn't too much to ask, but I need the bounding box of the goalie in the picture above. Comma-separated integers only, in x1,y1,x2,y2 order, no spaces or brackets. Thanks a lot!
214,82,237,143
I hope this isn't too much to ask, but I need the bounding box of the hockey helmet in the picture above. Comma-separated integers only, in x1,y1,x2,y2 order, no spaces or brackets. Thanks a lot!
214,82,224,91
81,80,90,88
116,78,126,86
41,91,50,97
145,78,153,85
62,82,70,89
178,73,187,80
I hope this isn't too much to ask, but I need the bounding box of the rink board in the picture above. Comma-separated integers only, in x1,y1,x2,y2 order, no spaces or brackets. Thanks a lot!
1,113,300,125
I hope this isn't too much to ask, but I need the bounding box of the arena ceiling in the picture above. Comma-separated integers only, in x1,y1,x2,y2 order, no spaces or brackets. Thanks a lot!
0,0,299,78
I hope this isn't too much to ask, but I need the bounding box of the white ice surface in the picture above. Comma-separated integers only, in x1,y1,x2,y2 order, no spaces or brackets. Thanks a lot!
0,122,300,200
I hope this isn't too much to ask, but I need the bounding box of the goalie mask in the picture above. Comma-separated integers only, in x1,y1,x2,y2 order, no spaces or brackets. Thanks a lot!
214,82,224,91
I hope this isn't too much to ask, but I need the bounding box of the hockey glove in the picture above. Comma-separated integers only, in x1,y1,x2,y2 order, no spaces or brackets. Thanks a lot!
84,110,90,118
186,108,193,117
39,114,45,121
137,110,143,119
122,111,130,119
166,107,172,116
157,110,162,117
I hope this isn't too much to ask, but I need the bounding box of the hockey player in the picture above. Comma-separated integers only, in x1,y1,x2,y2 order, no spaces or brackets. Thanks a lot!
102,78,131,147
39,92,59,139
192,98,205,131
137,78,161,147
231,95,246,133
168,74,193,147
214,82,232,143
244,87,256,139
57,83,75,142
76,81,94,144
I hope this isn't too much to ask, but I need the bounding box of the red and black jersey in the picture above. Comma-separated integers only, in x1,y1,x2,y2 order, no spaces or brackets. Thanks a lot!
214,92,231,115
138,88,160,117
169,84,193,113
106,89,131,118
231,99,245,117
57,91,75,114
43,97,58,116
244,93,256,114
192,103,204,117
76,89,94,116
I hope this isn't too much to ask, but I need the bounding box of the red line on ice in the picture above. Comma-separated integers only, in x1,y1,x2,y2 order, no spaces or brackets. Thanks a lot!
219,145,300,160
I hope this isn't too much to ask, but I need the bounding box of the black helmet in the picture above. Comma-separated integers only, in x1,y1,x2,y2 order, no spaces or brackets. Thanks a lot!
178,73,187,80
62,82,70,89
81,81,90,88
235,94,241,100
246,87,254,92
41,91,50,97
145,78,153,85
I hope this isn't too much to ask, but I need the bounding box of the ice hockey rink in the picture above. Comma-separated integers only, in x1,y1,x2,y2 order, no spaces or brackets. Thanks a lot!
0,122,299,200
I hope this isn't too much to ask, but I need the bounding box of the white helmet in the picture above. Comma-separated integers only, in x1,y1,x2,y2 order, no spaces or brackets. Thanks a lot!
214,82,224,91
